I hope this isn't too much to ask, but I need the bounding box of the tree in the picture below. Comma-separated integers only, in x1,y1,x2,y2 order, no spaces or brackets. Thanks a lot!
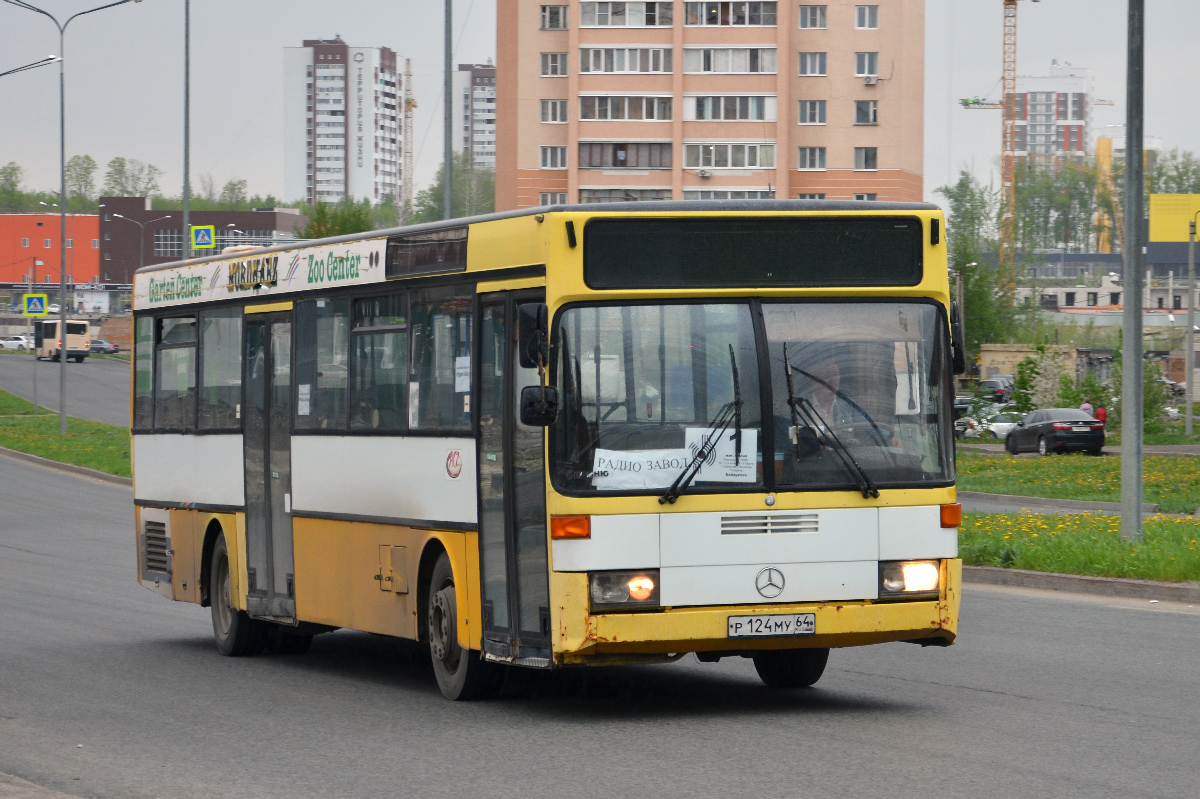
102,156,162,197
1148,148,1200,195
298,198,372,238
1108,358,1172,434
64,155,98,201
410,151,495,224
199,173,217,203
1012,356,1038,414
219,179,248,208
0,161,23,195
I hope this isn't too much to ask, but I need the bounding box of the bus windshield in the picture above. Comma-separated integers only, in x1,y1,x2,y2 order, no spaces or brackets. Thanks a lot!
551,300,952,495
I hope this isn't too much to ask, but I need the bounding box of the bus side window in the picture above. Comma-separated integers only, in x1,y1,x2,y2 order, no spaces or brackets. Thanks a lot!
350,293,409,430
295,298,350,430
133,316,154,429
198,307,243,430
156,316,197,431
410,287,472,431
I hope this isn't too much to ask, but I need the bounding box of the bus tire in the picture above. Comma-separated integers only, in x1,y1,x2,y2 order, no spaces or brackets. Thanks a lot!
752,648,830,689
209,533,265,656
427,551,502,700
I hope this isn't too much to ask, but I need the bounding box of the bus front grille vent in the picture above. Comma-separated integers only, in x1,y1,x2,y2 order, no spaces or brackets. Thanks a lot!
720,514,819,535
143,520,170,574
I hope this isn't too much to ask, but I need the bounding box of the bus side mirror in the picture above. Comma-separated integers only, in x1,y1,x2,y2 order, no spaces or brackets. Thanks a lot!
520,385,559,426
518,303,549,370
950,301,966,375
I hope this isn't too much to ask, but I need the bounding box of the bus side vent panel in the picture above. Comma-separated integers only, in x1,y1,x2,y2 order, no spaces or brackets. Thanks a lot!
143,520,171,575
721,514,819,535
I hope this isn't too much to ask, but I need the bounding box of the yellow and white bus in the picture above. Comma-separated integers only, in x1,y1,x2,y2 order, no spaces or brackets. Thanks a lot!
131,201,965,699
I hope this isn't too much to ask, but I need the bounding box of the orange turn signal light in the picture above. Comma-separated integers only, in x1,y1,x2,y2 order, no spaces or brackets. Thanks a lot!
551,515,591,539
941,503,962,528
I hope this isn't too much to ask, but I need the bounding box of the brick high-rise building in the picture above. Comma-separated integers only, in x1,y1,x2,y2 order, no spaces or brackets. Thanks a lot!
453,62,498,169
496,1,925,208
284,37,409,206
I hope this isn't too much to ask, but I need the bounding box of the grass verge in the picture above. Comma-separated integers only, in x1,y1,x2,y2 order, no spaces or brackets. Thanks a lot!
961,512,1200,583
956,450,1200,513
0,390,129,477
0,390,50,415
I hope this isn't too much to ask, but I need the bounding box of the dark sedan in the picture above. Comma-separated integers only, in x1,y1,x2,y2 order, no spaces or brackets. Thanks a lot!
976,378,1007,404
1005,408,1105,456
89,339,119,354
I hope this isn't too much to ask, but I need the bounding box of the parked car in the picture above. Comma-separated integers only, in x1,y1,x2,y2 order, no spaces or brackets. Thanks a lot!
89,339,119,354
953,395,973,421
969,410,1022,441
47,304,61,314
1005,409,1105,456
1,335,31,350
976,378,1008,404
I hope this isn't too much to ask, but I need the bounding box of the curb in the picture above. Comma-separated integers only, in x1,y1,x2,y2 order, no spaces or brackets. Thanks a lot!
964,565,1200,604
0,445,132,487
958,490,1159,514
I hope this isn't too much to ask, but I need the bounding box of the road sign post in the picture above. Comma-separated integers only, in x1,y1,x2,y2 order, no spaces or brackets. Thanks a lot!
22,293,48,414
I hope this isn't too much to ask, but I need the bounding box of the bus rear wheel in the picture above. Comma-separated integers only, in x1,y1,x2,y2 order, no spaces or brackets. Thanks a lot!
427,552,502,700
752,648,830,689
210,533,266,656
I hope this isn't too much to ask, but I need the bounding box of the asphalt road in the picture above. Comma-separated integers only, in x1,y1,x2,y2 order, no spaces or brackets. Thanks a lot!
2,454,1198,799
0,353,129,428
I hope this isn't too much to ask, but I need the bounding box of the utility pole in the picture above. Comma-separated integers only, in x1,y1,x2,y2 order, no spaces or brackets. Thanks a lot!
182,0,191,259
1188,213,1197,436
443,0,453,220
1120,0,1145,541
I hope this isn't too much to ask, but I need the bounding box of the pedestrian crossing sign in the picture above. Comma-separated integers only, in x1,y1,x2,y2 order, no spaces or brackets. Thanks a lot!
191,225,216,249
22,294,48,317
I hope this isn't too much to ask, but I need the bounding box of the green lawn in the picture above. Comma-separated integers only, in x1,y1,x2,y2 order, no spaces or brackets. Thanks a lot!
956,450,1200,513
961,512,1200,583
0,389,129,477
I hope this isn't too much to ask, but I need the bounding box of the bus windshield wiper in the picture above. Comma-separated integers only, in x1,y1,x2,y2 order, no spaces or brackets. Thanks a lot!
660,348,744,505
793,394,879,499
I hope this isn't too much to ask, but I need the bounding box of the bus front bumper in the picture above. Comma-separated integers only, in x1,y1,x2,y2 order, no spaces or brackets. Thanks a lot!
551,559,961,665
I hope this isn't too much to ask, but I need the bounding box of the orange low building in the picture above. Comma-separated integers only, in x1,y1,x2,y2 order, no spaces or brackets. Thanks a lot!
0,213,100,285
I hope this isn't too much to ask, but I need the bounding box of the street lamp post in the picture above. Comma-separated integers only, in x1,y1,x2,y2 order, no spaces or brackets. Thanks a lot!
1188,211,1199,437
0,53,57,78
114,214,172,272
2,0,143,434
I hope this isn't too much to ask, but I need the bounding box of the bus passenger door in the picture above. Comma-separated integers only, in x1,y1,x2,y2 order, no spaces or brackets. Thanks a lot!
477,293,551,666
243,312,296,622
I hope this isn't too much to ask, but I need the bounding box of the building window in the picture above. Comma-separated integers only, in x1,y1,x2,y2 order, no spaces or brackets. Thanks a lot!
153,228,184,258
21,238,29,247
1175,295,1183,310
687,95,775,121
44,238,52,248
797,147,826,170
797,193,827,199
540,192,569,205
855,99,878,124
855,5,878,28
683,190,775,200
104,231,111,241
541,99,569,122
1071,92,1085,121
684,143,776,169
854,193,878,201
1157,297,1164,309
1111,291,1120,306
104,252,111,261
578,142,673,168
798,5,826,28
579,47,672,73
1087,292,1098,307
579,188,672,203
540,145,568,169
540,5,568,28
798,100,826,124
1064,292,1076,307
798,52,826,76
683,47,777,73
855,51,879,76
92,239,98,248
684,2,776,25
66,239,73,249
582,2,674,26
580,96,672,120
540,52,569,76
854,147,878,170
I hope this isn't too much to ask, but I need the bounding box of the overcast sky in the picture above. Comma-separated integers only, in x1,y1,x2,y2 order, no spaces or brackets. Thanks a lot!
1,0,1196,204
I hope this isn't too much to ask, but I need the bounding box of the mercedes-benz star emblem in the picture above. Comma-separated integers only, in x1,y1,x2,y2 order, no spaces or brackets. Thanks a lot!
755,567,785,599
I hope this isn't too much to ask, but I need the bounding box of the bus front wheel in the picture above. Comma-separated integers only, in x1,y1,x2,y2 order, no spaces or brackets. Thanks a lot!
210,533,266,656
752,648,830,689
426,551,503,700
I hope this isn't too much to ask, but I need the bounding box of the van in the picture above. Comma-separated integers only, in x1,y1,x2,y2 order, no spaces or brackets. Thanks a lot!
34,319,90,362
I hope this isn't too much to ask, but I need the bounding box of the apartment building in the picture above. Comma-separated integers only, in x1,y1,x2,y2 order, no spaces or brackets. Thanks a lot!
453,62,498,169
1013,61,1096,159
283,38,409,206
496,1,924,208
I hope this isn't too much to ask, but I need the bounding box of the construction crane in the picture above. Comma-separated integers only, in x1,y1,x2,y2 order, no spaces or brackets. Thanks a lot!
960,0,1040,299
403,58,416,220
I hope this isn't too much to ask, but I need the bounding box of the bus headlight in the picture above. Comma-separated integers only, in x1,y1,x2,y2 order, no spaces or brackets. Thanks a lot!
589,570,660,612
878,560,940,600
